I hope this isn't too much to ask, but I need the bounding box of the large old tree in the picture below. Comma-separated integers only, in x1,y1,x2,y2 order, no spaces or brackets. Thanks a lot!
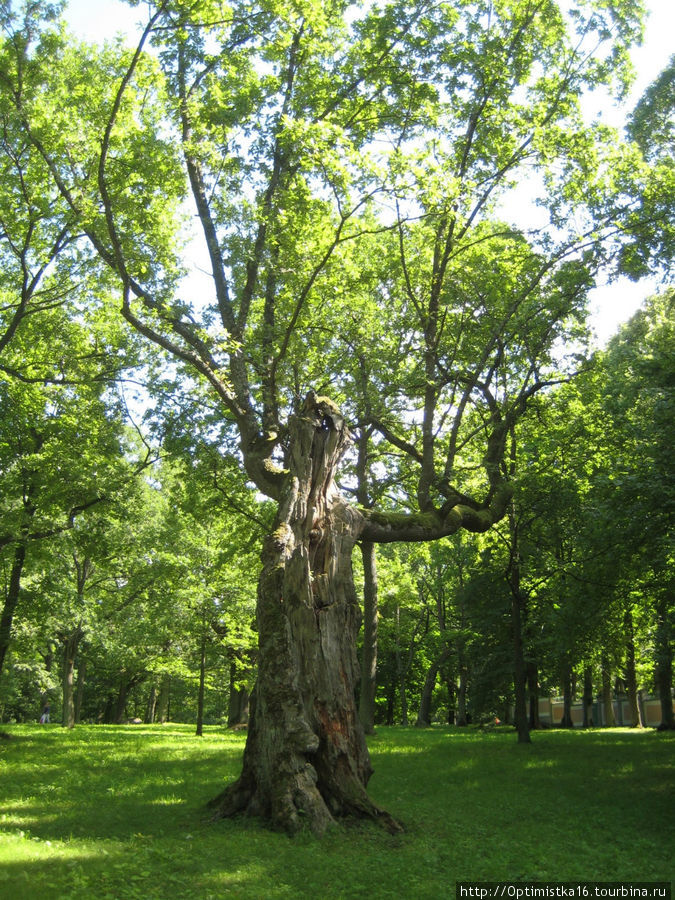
2,0,659,832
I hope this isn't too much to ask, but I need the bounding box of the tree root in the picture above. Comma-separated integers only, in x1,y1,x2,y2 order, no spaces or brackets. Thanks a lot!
207,769,404,836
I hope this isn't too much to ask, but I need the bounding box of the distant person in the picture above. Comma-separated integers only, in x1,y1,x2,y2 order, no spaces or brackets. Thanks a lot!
39,703,50,724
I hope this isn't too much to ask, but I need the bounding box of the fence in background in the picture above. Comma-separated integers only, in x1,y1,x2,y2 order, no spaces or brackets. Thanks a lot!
534,693,673,727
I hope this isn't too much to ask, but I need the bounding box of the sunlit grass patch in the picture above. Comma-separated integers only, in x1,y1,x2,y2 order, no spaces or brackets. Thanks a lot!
0,723,673,898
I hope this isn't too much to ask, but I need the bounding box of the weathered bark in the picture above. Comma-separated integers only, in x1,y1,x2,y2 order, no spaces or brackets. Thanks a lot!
623,610,644,728
208,394,401,835
416,646,452,727
358,541,378,735
601,656,616,727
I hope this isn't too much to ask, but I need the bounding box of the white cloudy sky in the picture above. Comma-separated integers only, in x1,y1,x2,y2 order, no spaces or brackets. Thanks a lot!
62,0,673,345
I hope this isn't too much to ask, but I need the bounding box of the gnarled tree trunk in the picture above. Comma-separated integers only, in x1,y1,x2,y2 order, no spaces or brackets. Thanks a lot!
208,395,401,835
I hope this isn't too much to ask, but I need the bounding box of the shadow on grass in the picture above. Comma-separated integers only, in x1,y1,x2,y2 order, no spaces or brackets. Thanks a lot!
367,726,674,847
1,726,239,843
1,724,673,898
0,830,285,900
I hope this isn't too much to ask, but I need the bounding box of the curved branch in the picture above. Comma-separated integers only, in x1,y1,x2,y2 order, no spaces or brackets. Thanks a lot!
359,481,513,544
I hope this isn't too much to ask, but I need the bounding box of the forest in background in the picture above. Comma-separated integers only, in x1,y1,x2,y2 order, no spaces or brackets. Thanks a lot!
3,278,672,732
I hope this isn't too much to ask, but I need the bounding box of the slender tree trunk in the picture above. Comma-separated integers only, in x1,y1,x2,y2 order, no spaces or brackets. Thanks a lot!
385,683,395,725
601,656,616,727
416,646,451,727
654,595,674,730
507,496,531,743
62,651,75,728
511,587,530,740
61,628,83,729
358,541,378,735
65,556,91,726
146,685,157,724
75,656,86,724
115,678,129,724
582,666,594,728
559,661,574,728
456,666,469,726
196,633,206,736
527,662,541,729
208,397,401,834
393,604,410,726
446,672,456,725
228,662,250,727
623,610,644,728
0,542,27,677
157,674,170,724
355,425,379,736
102,695,114,724
399,678,409,725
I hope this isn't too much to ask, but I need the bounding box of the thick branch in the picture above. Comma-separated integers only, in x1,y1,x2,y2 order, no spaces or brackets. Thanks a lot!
359,482,513,544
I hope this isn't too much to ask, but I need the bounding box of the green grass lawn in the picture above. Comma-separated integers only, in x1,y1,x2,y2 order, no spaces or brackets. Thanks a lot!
0,724,673,899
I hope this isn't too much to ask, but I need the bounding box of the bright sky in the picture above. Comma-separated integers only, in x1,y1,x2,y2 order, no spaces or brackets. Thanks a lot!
62,0,673,346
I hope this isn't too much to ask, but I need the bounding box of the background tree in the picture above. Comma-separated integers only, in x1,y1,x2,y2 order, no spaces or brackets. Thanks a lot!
0,359,142,682
620,55,675,280
593,292,674,728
